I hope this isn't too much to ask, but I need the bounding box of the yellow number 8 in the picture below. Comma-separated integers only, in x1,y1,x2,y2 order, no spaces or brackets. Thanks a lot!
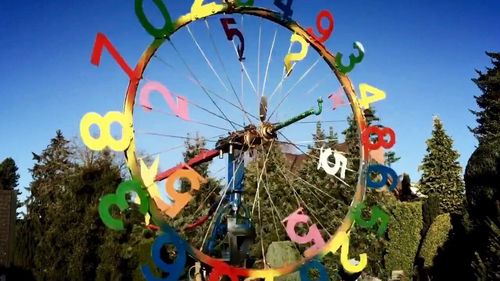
80,111,133,151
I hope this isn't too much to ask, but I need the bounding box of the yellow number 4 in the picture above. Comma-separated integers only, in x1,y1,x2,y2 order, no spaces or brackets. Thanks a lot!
80,111,133,151
358,83,386,109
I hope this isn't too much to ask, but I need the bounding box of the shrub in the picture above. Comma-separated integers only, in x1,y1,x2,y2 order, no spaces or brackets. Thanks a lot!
385,201,423,278
419,213,452,268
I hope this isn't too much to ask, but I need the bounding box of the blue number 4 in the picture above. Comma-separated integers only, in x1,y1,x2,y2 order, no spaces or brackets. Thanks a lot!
274,0,293,20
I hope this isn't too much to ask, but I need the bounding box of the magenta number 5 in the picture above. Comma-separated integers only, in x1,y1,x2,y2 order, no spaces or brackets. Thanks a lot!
139,81,190,121
220,18,245,61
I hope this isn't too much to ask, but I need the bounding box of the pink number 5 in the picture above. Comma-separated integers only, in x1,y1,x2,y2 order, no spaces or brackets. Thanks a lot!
139,81,190,121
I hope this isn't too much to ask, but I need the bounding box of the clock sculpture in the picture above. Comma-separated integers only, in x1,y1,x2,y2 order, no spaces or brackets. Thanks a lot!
80,0,399,280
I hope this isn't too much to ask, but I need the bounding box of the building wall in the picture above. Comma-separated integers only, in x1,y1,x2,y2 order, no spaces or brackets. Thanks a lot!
0,190,16,267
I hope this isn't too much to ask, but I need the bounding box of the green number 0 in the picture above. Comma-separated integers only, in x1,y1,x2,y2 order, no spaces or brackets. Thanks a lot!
135,0,175,38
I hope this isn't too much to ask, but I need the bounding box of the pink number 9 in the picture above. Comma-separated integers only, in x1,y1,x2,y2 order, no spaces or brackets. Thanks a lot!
139,81,190,121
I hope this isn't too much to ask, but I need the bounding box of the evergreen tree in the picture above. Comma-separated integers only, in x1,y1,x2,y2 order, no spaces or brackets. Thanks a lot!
469,52,500,144
0,158,22,217
418,117,465,214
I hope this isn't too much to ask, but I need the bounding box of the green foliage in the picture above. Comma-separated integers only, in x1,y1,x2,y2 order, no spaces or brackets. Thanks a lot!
469,52,500,144
419,213,452,268
418,117,465,214
0,157,22,216
421,194,441,232
385,201,423,278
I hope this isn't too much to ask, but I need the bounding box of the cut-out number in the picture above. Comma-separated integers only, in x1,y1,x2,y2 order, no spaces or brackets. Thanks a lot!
282,208,325,257
139,81,190,120
317,147,347,179
135,0,174,38
190,0,225,20
307,10,334,43
351,203,389,236
155,168,206,218
323,231,368,274
141,226,187,281
358,83,386,109
284,33,309,76
335,41,365,74
220,18,245,61
80,111,133,151
235,0,254,6
367,164,399,191
300,259,328,281
274,0,293,20
98,180,149,230
90,33,140,80
361,125,396,151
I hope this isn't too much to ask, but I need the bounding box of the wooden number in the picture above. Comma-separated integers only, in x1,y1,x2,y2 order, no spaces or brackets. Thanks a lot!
274,0,293,20
190,0,225,20
90,33,140,80
282,208,325,257
141,226,187,281
155,168,206,218
139,81,190,120
299,259,328,281
351,203,389,236
80,111,133,151
335,41,365,74
135,0,174,38
367,164,399,191
220,18,245,61
307,10,334,43
284,33,309,76
358,83,386,109
361,126,396,151
98,180,149,230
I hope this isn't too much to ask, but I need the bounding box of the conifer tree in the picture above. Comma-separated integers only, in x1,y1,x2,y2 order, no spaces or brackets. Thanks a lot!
418,117,465,214
0,157,22,216
469,52,500,144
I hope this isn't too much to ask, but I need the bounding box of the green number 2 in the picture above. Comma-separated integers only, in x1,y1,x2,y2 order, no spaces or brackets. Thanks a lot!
98,179,150,230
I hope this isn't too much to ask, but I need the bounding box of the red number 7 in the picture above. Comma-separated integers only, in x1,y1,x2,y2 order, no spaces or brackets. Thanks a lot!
220,18,245,61
90,32,140,81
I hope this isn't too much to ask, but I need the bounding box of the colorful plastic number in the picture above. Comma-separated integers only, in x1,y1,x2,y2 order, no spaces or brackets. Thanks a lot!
190,0,225,20
358,83,386,109
361,126,396,151
367,164,399,191
282,208,325,257
328,87,347,109
220,18,245,61
135,0,175,38
318,147,347,179
98,180,149,230
284,33,309,76
300,259,328,281
141,226,187,281
322,232,367,273
80,111,133,151
351,203,389,236
335,41,365,74
307,10,334,43
235,0,254,6
274,0,293,20
90,33,139,80
139,81,190,120
156,168,206,218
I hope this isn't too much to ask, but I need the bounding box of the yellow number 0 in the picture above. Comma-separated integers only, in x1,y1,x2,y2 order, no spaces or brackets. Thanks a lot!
284,33,309,76
190,0,225,20
80,111,133,151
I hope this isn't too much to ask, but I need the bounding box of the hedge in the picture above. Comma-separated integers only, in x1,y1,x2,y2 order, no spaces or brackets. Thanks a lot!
385,201,423,278
419,213,452,268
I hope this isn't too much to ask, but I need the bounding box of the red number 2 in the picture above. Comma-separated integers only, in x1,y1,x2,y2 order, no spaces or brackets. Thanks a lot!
90,33,140,81
307,10,334,43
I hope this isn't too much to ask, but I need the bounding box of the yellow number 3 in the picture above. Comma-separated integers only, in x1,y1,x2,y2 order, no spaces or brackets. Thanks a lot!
80,111,133,151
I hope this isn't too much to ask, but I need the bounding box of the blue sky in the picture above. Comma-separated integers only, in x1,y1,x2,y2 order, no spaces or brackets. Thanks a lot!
1,0,499,205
